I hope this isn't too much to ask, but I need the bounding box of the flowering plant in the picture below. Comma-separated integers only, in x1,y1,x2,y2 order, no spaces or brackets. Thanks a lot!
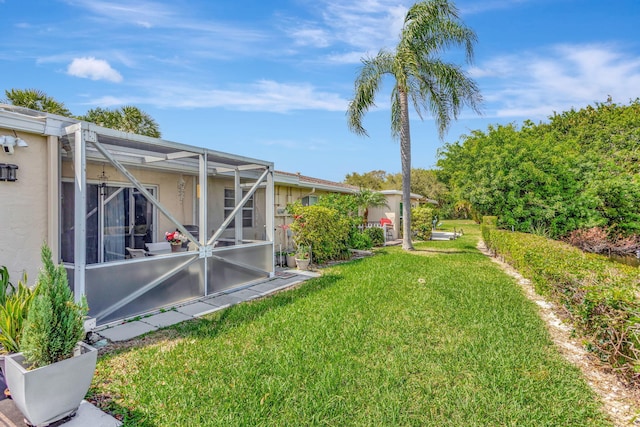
165,231,187,245
295,245,310,260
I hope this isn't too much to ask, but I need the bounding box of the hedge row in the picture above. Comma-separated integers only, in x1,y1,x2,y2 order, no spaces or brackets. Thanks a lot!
483,218,640,383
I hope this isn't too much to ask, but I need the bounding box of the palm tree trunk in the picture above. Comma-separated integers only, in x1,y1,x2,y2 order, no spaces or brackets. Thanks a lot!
399,89,414,250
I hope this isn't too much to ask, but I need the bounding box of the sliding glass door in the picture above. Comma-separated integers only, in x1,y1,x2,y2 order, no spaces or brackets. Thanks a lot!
61,182,155,264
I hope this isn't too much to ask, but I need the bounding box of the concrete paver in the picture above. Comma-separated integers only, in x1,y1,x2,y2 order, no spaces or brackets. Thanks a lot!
206,293,244,307
142,310,193,328
228,288,262,301
97,321,158,342
175,301,221,317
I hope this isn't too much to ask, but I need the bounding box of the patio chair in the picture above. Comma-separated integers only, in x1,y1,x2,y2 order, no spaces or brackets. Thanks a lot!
125,247,147,258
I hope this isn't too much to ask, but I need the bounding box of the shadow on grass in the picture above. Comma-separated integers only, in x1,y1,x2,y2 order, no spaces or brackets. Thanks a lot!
99,273,342,356
85,393,156,427
411,247,479,256
172,273,342,339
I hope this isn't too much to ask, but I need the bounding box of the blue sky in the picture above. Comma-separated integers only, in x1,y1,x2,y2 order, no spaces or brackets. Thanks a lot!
2,0,640,182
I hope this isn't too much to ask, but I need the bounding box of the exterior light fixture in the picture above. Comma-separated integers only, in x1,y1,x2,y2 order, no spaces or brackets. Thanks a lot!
0,163,7,181
6,164,18,181
97,164,109,195
0,135,29,155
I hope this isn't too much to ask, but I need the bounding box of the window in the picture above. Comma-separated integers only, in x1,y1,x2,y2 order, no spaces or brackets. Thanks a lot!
224,189,254,228
301,195,318,206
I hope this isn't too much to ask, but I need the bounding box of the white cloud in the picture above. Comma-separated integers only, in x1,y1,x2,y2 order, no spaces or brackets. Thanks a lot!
285,0,408,56
90,79,348,113
473,44,640,118
67,57,123,82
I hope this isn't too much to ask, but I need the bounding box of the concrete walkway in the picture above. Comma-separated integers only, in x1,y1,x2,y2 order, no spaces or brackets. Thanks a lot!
93,268,320,342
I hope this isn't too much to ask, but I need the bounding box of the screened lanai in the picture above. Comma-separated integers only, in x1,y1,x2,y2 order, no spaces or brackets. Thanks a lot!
61,121,274,326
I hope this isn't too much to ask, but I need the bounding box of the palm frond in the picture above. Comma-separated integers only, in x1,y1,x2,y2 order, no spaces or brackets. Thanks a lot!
347,50,394,136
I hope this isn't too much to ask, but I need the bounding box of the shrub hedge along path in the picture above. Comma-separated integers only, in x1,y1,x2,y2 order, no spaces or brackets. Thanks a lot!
477,239,639,427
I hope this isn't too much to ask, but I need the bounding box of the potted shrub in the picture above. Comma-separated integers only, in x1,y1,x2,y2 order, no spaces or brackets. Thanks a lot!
4,244,95,427
295,245,311,270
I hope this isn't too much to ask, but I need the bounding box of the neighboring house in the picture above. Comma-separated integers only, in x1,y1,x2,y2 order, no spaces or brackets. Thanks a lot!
367,190,437,240
273,171,358,251
0,104,274,326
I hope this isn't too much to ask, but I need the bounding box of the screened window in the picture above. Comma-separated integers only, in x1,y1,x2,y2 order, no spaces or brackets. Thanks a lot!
301,195,318,206
224,189,254,228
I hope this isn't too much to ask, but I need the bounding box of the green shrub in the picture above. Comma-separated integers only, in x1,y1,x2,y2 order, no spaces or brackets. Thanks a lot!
0,278,38,354
20,244,88,368
483,226,640,381
350,231,373,250
288,204,352,263
411,206,434,240
363,227,385,247
481,215,498,247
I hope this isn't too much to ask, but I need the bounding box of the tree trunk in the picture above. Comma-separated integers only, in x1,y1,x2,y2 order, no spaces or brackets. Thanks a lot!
399,89,414,250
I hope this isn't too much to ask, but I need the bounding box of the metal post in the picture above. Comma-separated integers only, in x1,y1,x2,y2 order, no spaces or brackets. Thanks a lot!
72,124,89,302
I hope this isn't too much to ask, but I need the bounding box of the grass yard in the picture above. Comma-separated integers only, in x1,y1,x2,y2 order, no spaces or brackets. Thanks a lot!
90,220,612,426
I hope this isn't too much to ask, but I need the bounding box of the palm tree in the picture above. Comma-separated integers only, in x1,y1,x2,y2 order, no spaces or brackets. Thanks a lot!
4,89,73,117
80,105,161,138
347,0,481,250
355,189,389,224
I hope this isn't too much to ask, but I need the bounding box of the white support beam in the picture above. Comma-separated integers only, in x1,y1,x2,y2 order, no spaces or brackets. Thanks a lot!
199,152,208,294
215,164,266,174
265,167,275,277
234,169,242,245
72,125,88,303
143,155,165,163
166,151,196,160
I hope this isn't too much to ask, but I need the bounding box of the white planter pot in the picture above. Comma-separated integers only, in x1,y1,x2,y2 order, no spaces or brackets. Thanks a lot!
286,254,297,268
4,342,98,426
295,258,310,270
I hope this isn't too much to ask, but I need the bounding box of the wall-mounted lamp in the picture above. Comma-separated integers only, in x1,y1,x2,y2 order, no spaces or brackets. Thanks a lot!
0,163,18,181
0,135,28,155
97,164,109,196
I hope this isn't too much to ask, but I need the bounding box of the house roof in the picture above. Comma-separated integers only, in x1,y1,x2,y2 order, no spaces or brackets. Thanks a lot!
378,189,438,205
274,170,359,194
0,104,273,175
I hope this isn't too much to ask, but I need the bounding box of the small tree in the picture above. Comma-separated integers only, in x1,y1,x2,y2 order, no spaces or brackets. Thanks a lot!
288,204,352,263
412,205,434,240
20,244,88,368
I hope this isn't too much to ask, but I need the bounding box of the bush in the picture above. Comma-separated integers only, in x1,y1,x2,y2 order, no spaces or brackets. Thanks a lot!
481,216,498,248
0,280,38,354
411,206,434,240
483,226,640,383
363,227,385,247
288,204,352,263
20,244,88,368
350,232,373,250
564,227,639,255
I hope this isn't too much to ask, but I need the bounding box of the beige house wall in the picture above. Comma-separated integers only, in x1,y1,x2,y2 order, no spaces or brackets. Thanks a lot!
0,129,50,283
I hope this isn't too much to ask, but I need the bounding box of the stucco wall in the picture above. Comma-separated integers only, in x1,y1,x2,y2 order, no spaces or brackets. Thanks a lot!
0,129,50,284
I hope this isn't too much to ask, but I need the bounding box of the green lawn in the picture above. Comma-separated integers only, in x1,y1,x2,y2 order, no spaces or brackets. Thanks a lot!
90,220,611,426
